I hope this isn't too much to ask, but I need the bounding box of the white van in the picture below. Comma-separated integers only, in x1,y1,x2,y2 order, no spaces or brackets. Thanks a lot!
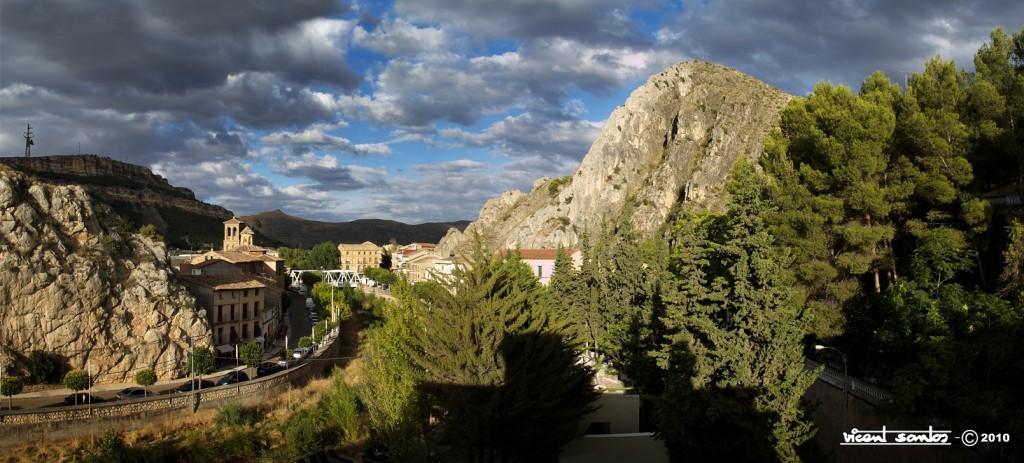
305,297,314,309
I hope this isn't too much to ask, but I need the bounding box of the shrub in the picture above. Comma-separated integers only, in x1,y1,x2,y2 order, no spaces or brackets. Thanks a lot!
138,223,163,242
214,403,258,427
283,407,325,459
320,375,366,443
83,430,128,463
27,350,63,384
298,336,313,349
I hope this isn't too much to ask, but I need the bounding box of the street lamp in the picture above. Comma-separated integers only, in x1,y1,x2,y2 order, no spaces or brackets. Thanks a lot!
815,344,849,429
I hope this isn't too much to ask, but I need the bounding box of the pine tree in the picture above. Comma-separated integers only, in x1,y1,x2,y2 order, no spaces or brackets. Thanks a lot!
405,237,596,462
657,160,816,462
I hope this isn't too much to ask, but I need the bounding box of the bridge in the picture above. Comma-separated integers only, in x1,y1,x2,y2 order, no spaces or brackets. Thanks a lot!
288,269,364,288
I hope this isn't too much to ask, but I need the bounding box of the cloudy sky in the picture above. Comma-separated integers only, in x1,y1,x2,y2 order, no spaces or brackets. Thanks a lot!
1,1,1022,223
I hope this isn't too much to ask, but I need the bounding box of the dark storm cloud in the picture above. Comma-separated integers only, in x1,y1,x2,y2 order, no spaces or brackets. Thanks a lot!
271,153,387,192
394,0,661,47
659,0,1024,93
0,0,358,167
1,0,357,93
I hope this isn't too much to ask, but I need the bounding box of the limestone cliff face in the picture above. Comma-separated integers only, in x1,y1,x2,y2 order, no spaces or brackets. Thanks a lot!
438,61,791,255
0,155,232,249
0,167,210,383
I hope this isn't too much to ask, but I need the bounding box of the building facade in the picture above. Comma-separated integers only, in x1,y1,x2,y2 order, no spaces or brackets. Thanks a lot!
503,249,581,285
177,218,286,349
178,274,271,346
338,241,383,271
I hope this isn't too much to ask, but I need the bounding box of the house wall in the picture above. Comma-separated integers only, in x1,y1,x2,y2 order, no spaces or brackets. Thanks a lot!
523,258,557,285
211,288,266,346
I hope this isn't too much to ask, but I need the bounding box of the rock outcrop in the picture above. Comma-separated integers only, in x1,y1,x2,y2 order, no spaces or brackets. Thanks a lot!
0,166,210,383
438,61,791,255
0,155,232,249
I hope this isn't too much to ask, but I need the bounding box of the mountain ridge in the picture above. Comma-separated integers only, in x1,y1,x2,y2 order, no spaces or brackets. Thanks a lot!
242,209,471,248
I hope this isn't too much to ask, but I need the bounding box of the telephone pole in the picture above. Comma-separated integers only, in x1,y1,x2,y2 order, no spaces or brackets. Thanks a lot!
23,124,34,157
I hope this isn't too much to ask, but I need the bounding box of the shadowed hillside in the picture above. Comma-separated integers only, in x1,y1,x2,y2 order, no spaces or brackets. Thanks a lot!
242,209,470,247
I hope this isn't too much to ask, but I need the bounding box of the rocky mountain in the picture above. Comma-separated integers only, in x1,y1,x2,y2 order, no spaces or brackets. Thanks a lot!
438,61,791,255
0,165,209,383
0,155,234,249
242,209,471,248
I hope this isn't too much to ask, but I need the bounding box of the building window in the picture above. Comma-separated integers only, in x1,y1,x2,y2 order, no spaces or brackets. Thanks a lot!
254,322,261,338
243,303,248,319
217,306,223,323
231,304,236,321
254,301,260,312
255,288,260,297
537,265,543,277
243,289,248,297
242,324,249,339
217,327,223,344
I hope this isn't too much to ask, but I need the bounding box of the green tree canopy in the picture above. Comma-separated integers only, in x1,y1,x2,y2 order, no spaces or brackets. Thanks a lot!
134,369,156,397
240,342,263,369
189,346,215,382
63,369,89,391
657,160,816,462
1,376,23,410
404,238,598,461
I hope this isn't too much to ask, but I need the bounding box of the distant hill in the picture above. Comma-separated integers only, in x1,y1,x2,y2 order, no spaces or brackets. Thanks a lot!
242,209,470,248
0,154,260,249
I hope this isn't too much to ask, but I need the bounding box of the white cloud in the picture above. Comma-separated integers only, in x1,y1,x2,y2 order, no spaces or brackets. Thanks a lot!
260,121,391,156
352,18,448,56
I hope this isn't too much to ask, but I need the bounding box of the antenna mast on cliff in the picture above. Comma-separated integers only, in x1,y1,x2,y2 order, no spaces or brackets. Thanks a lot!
23,124,34,157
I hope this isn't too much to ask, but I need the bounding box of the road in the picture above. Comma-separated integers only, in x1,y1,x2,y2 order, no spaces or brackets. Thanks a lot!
286,289,312,349
0,369,245,411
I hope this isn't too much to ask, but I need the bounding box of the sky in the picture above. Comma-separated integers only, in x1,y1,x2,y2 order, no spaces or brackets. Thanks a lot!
1,0,1022,224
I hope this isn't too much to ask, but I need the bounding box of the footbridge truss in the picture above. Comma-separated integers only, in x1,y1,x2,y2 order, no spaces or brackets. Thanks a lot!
288,269,363,288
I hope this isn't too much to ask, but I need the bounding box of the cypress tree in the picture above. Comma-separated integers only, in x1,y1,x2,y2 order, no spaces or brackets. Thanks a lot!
405,237,596,462
657,160,816,462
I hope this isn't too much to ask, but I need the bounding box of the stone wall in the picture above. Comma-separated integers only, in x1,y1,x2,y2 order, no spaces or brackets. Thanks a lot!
0,333,339,440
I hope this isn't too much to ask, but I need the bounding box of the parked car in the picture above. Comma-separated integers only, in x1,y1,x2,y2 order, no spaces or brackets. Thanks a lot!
63,393,102,405
114,387,149,400
292,347,311,360
174,379,215,393
256,362,285,377
216,370,249,386
309,312,320,322
297,285,307,295
305,297,314,309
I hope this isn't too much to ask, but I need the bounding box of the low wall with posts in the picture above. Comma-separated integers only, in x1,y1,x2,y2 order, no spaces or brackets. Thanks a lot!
0,333,341,440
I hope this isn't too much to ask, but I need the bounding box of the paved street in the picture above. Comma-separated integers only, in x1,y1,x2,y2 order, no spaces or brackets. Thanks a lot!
286,289,312,349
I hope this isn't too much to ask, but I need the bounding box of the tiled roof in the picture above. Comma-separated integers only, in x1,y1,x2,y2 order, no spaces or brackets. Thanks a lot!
210,250,282,263
178,274,267,290
192,258,230,269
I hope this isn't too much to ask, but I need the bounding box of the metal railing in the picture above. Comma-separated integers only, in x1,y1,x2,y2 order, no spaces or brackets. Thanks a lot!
805,359,893,406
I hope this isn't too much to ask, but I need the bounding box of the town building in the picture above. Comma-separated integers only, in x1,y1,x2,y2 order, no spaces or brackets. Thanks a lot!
176,218,286,350
501,248,582,285
337,241,383,271
392,242,436,271
404,249,440,283
178,273,273,346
